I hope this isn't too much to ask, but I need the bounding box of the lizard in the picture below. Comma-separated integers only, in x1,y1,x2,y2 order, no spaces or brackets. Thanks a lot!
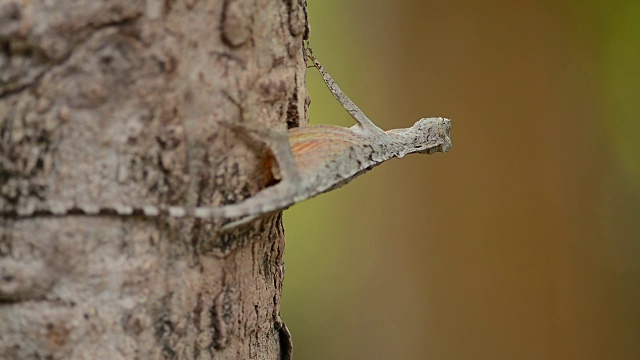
3,42,452,229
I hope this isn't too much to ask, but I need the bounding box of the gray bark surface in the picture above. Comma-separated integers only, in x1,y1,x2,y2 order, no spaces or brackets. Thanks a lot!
0,0,308,358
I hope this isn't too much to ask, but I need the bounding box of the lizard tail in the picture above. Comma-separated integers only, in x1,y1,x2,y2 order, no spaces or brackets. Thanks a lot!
4,185,295,228
190,185,295,220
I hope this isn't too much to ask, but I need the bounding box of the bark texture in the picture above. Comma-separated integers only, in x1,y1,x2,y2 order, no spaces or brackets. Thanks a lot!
0,0,308,358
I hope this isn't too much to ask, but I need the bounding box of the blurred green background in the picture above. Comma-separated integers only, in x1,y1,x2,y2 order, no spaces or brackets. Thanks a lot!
282,1,640,359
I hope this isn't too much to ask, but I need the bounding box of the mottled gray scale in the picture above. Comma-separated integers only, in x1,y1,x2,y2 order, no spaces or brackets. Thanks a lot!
1,44,451,231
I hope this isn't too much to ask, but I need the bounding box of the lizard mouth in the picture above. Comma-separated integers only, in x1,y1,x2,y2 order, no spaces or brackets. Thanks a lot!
420,140,450,154
440,132,452,153
418,118,452,154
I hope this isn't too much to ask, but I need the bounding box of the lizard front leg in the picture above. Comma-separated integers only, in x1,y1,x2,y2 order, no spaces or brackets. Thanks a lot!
304,40,387,138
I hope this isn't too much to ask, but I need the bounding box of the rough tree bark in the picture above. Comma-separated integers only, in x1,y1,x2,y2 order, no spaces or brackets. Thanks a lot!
0,0,308,359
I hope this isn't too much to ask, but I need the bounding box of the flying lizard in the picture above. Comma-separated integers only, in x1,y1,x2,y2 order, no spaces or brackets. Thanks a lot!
4,43,451,229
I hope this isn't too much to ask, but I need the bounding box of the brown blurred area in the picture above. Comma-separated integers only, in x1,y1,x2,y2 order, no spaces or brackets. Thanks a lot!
283,1,640,359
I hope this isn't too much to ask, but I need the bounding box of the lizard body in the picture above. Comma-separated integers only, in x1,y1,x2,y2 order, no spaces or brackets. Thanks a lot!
2,44,451,229
203,120,450,228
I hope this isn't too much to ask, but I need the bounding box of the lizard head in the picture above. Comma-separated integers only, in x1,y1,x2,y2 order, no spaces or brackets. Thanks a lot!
407,117,452,155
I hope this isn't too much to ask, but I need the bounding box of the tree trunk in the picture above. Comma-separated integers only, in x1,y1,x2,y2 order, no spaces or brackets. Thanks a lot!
0,0,308,358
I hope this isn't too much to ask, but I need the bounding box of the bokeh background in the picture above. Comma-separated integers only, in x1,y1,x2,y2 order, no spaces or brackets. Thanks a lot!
282,1,639,359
